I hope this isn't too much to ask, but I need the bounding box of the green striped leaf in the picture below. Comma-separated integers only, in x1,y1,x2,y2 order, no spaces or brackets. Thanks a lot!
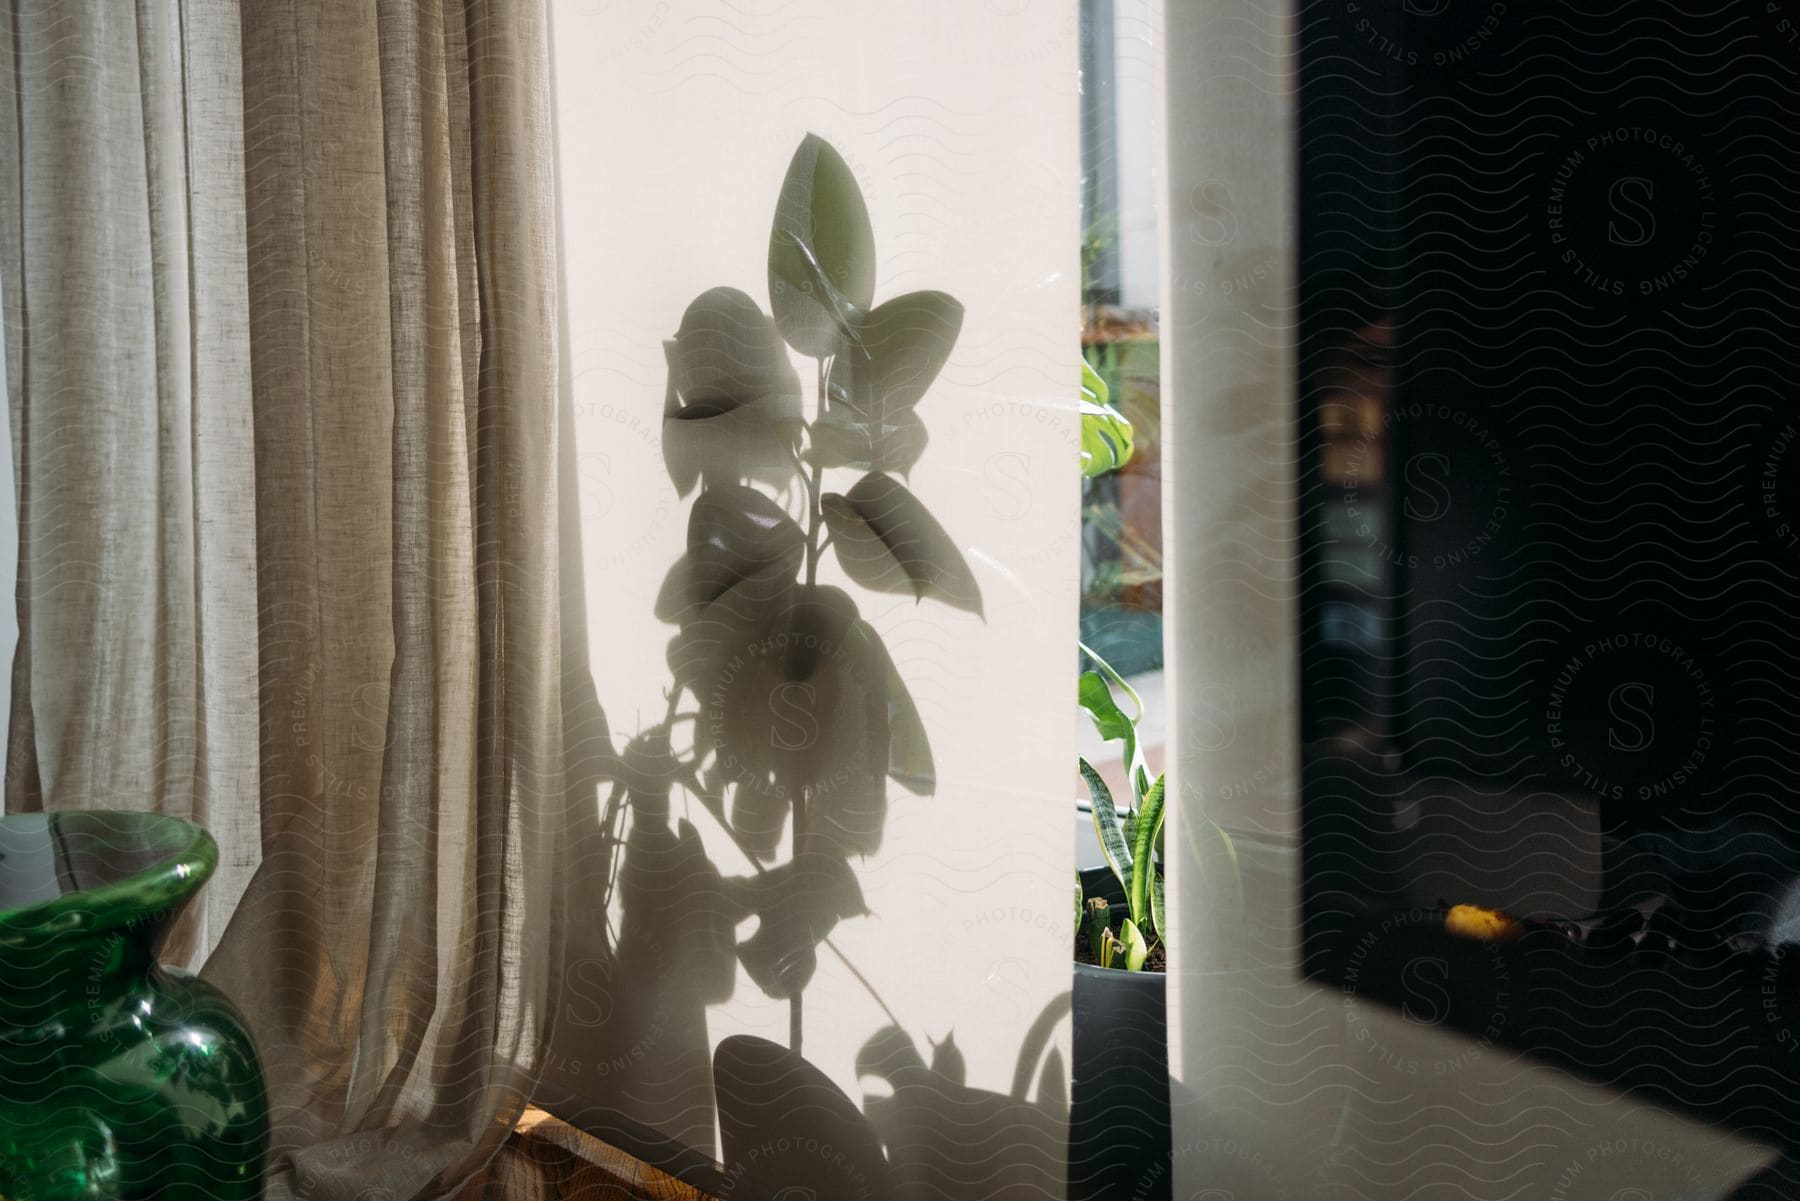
1128,774,1166,930
1081,758,1132,901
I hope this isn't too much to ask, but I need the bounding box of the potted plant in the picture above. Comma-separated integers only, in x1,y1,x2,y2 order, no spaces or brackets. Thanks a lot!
1068,359,1176,1201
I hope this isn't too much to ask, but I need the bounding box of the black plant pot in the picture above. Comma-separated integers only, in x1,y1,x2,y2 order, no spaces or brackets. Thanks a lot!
1069,865,1171,1201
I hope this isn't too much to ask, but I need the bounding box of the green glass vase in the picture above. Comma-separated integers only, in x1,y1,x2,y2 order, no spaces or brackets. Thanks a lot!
0,811,267,1200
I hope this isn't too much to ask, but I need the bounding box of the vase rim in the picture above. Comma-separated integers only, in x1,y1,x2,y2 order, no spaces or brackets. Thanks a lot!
0,810,217,947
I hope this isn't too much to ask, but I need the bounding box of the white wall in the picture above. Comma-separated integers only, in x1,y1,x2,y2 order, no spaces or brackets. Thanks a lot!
545,2,1080,1194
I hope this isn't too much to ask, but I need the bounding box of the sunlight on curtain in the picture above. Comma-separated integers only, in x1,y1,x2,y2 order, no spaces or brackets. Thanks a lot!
0,0,260,963
0,4,568,1199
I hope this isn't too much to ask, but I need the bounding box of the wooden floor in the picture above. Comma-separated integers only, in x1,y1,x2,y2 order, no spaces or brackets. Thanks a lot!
455,1108,715,1200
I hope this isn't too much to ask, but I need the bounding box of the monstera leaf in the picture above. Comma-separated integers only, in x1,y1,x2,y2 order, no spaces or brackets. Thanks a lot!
1078,669,1137,783
821,473,983,616
663,287,803,496
1079,357,1134,478
768,134,876,357
656,485,805,623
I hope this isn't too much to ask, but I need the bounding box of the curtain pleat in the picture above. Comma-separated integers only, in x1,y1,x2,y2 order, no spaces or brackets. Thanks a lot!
0,1,568,1198
176,0,264,967
0,0,260,964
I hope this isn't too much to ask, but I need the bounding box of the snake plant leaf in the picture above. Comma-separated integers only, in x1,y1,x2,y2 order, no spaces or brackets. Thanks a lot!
769,134,876,357
1128,774,1166,930
1150,866,1166,944
1120,918,1149,972
1085,897,1111,962
832,291,964,422
1081,758,1132,899
662,288,803,496
1077,670,1137,781
1079,358,1134,478
656,485,805,623
821,473,983,616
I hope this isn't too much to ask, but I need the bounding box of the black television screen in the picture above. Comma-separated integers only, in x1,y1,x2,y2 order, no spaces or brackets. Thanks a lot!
1297,0,1800,1154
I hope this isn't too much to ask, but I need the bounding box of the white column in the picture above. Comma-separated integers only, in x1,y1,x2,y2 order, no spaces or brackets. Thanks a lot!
1158,4,1776,1197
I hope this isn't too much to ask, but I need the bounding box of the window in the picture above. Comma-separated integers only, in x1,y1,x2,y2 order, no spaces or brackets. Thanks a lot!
1078,0,1163,794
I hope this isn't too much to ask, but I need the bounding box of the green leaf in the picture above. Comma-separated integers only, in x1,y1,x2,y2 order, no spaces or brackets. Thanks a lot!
1150,867,1166,944
1079,358,1134,478
1081,356,1107,407
1080,640,1142,719
821,473,983,616
1081,758,1132,900
768,134,876,357
1085,896,1111,963
1120,918,1149,972
1078,670,1137,781
1128,774,1165,930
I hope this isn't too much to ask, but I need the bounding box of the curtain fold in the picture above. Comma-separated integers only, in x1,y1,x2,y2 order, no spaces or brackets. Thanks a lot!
0,1,567,1198
0,0,261,965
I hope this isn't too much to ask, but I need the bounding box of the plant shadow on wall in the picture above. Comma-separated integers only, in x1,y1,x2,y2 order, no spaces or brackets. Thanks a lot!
551,134,1073,1199
657,128,978,1044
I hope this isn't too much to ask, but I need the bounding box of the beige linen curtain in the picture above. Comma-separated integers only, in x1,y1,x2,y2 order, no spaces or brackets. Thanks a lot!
0,2,569,1199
